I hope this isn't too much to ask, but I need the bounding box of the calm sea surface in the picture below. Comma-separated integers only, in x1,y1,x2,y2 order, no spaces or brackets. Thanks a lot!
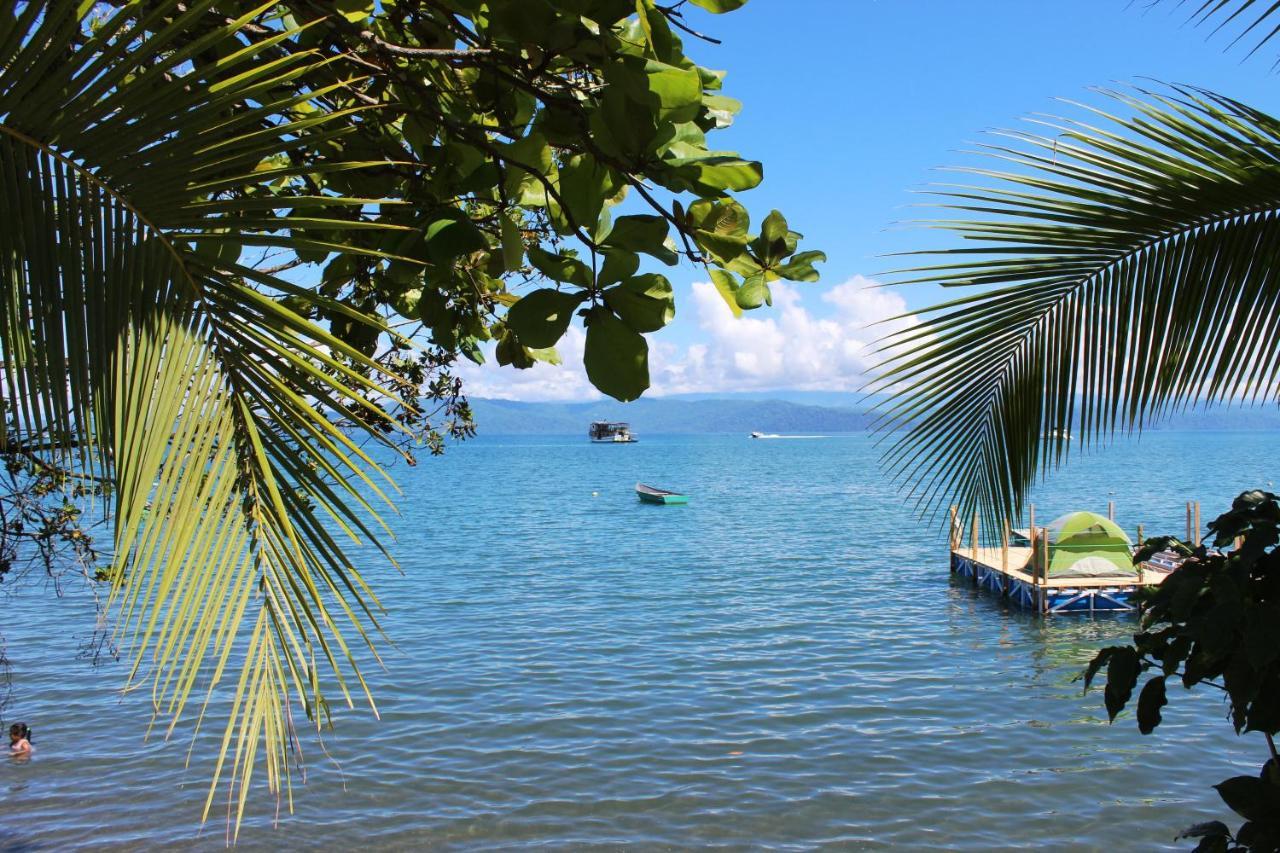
1,430,1277,850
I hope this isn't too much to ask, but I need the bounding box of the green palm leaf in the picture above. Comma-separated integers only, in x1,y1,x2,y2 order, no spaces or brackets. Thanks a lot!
1,1,414,834
871,85,1280,536
1168,0,1280,59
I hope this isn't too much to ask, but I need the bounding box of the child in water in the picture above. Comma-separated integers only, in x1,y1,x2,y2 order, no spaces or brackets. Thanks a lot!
8,723,32,756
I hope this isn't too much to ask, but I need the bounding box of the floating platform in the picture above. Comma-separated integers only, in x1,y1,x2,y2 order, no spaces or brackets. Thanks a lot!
950,544,1169,614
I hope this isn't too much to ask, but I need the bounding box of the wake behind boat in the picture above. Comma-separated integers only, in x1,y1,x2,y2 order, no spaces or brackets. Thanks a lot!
751,431,827,439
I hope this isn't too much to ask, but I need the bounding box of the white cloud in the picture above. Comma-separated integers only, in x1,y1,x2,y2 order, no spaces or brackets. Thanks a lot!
453,325,601,402
454,275,915,401
649,275,913,395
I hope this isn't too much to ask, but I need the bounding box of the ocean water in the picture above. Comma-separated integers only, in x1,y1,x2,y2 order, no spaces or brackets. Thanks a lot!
1,430,1276,851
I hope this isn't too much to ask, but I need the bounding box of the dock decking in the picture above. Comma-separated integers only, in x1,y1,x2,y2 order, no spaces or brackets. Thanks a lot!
950,544,1168,614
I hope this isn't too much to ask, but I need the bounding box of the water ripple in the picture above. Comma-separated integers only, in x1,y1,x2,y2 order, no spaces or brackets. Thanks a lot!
1,432,1273,849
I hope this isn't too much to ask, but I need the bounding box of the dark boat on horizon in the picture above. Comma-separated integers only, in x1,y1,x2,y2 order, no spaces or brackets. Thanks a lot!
590,421,636,443
635,483,688,505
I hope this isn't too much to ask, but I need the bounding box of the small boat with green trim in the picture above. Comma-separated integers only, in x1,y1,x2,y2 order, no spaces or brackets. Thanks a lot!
635,483,687,505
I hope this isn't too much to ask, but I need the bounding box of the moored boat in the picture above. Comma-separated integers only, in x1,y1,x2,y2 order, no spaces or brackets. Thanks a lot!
590,421,636,443
635,483,688,505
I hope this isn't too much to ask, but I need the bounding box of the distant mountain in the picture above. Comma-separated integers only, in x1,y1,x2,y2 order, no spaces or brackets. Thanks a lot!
465,394,1280,436
467,396,874,435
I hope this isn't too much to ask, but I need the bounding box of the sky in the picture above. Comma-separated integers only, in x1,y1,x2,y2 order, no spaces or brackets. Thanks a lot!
458,0,1280,401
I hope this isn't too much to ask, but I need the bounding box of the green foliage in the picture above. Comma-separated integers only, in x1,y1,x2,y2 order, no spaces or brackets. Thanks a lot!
584,306,650,401
154,0,821,402
1085,491,1280,851
505,288,587,348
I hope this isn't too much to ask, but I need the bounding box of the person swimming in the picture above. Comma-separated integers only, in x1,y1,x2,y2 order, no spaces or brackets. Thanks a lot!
9,722,32,756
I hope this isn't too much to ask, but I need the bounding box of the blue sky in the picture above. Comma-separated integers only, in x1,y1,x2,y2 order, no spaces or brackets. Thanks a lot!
459,0,1280,401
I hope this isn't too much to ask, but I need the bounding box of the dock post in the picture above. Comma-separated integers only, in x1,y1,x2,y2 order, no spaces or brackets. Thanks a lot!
949,505,958,551
1137,523,1144,545
1029,526,1037,577
1039,527,1050,588
1107,500,1114,521
1195,501,1201,547
1001,519,1009,572
970,510,978,559
1029,504,1035,536
1186,501,1192,544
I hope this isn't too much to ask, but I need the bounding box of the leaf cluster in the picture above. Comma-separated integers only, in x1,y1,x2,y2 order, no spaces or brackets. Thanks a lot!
133,0,823,401
1084,490,1280,851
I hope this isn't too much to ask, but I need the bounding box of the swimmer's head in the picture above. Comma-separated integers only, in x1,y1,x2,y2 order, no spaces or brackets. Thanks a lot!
9,722,30,743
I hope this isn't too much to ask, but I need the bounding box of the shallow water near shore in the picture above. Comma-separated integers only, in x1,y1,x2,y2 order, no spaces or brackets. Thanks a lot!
1,430,1276,850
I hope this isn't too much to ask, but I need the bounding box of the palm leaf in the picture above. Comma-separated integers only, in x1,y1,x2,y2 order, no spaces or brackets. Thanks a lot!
871,85,1280,538
0,1,415,835
1162,0,1280,60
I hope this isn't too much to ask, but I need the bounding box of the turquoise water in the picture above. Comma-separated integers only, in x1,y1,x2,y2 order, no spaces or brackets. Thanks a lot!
1,431,1276,850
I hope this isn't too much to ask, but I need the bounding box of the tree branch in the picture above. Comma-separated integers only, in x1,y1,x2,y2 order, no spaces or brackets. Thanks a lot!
359,31,493,62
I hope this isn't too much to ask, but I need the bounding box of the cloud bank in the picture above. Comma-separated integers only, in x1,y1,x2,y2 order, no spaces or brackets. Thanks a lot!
454,276,912,402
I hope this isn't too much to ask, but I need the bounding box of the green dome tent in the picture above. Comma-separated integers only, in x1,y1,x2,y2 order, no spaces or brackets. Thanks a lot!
1041,511,1136,578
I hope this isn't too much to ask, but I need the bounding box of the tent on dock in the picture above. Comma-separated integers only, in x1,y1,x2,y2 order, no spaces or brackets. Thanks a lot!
1041,511,1136,578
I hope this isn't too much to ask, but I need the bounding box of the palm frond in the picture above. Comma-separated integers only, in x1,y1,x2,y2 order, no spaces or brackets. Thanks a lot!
1163,0,1280,61
1,1,415,834
871,85,1280,536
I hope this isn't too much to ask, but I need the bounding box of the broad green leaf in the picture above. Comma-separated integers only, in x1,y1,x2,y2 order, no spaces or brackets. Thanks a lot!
495,329,535,368
603,274,675,332
663,154,763,196
386,260,421,287
641,60,703,122
735,273,768,309
598,248,641,287
635,0,655,54
1104,646,1140,721
505,288,587,348
584,306,649,401
194,236,242,267
424,214,487,265
589,82,661,160
558,154,621,237
761,209,788,242
708,268,743,318
334,0,374,22
776,250,825,282
528,346,562,365
1136,676,1167,734
687,0,747,11
703,93,742,129
1214,776,1273,822
417,287,450,327
500,212,525,272
602,214,677,264
655,120,709,159
754,209,793,265
391,287,422,317
687,198,749,262
500,133,556,207
526,246,593,288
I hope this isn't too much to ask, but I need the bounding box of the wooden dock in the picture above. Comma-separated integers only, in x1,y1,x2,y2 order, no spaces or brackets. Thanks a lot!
950,544,1169,614
947,503,1187,615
